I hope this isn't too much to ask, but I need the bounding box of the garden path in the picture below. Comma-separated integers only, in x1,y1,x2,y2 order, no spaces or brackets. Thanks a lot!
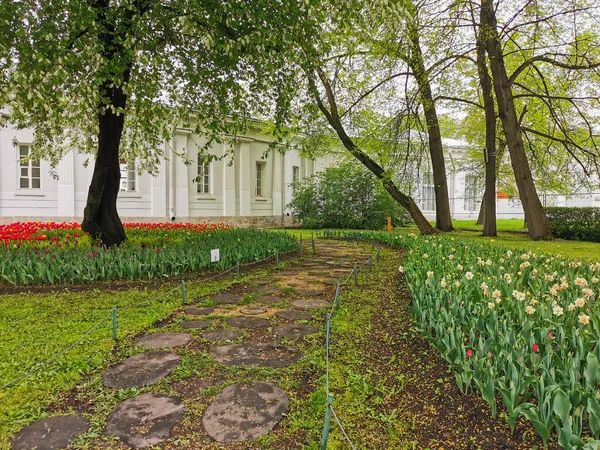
12,241,369,449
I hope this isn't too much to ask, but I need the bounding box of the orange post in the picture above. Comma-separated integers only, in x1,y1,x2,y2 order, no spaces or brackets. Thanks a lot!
387,217,392,233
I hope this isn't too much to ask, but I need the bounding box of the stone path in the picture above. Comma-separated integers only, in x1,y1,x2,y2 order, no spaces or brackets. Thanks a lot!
14,240,372,449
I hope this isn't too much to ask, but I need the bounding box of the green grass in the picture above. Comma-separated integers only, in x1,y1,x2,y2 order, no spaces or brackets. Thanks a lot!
448,219,527,233
0,270,273,447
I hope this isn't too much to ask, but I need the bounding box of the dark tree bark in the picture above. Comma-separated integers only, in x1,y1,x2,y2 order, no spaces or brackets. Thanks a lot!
481,0,552,240
476,9,497,237
309,69,437,235
408,28,454,232
81,0,144,246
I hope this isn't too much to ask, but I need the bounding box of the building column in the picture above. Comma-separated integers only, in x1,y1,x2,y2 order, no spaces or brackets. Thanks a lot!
272,146,283,216
57,151,75,217
223,142,236,216
151,153,167,218
174,129,191,219
238,138,253,216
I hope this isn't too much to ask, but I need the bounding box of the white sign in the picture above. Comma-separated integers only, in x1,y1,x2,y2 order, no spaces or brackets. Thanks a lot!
210,248,220,262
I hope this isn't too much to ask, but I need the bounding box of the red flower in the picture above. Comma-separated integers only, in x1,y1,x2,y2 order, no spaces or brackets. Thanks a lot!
547,332,553,339
532,343,539,353
466,349,473,358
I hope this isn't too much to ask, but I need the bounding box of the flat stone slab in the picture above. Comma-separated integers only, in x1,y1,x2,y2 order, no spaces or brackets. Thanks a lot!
295,289,324,296
137,332,192,348
203,382,289,443
184,307,214,316
247,279,273,286
210,344,303,368
254,286,280,295
276,271,298,276
255,296,287,305
105,393,185,449
12,415,90,450
227,317,269,329
240,306,267,315
292,299,331,310
103,351,180,388
273,324,318,338
212,293,242,305
275,310,313,321
202,329,243,342
307,271,330,276
321,279,339,285
180,320,211,329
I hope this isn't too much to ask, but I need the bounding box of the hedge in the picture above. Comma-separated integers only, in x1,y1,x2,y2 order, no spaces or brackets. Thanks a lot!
545,206,600,242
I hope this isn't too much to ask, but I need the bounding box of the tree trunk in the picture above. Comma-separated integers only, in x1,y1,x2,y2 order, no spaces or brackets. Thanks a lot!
481,0,552,240
82,82,128,247
81,1,134,247
408,29,454,231
476,10,497,237
476,195,485,225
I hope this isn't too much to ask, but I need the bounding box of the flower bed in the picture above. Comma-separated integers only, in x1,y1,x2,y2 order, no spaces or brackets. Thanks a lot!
322,230,600,449
0,222,296,285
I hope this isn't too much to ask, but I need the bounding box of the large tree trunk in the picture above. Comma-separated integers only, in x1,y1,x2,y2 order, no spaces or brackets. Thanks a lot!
82,83,127,247
82,0,133,247
408,29,454,231
476,10,497,237
481,0,552,240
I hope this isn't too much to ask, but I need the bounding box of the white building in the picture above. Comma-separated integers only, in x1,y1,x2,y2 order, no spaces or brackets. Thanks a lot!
0,120,336,226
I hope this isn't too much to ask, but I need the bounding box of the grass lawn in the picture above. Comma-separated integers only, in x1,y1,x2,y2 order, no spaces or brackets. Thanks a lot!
0,271,260,447
449,218,527,233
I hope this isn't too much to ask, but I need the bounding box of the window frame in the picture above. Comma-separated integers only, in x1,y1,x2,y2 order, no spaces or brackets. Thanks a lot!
255,161,265,197
463,174,479,211
422,172,435,211
196,159,211,195
18,144,41,190
119,160,137,193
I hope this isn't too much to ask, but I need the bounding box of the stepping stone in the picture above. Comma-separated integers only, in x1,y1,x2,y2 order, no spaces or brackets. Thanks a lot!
227,317,269,329
292,299,331,310
273,324,318,338
137,332,192,348
321,279,338,285
276,271,297,276
296,289,324,296
103,351,180,388
276,310,313,321
184,307,213,316
247,279,272,286
202,329,243,342
203,382,289,443
212,293,242,305
255,296,287,305
12,415,90,450
105,393,184,449
240,306,267,315
254,286,280,295
180,320,211,329
307,271,329,276
210,344,303,368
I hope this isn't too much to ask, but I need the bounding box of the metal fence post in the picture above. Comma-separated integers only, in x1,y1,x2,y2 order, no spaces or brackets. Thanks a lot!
181,280,187,304
320,394,334,450
312,231,316,253
112,306,117,340
276,249,279,265
353,263,358,286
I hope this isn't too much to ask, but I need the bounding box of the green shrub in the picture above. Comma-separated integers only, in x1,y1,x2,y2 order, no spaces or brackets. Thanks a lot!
288,162,412,229
546,206,600,242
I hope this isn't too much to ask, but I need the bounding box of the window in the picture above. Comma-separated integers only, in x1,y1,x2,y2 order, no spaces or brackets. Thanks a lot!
19,145,41,189
196,160,211,194
422,172,435,211
119,160,136,192
292,166,300,193
255,161,265,196
464,175,479,211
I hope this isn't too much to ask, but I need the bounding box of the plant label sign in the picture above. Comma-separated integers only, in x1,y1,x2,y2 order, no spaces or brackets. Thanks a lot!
211,248,220,262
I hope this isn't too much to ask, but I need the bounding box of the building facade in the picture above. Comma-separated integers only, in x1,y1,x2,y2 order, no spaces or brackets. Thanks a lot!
0,122,336,226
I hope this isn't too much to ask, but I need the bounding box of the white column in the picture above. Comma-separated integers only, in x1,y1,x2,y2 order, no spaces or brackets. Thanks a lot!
272,147,283,216
238,138,253,216
57,151,75,217
174,129,191,219
223,142,236,216
151,153,167,218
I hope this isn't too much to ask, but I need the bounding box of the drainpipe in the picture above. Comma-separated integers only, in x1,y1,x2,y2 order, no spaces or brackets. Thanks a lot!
168,131,175,220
